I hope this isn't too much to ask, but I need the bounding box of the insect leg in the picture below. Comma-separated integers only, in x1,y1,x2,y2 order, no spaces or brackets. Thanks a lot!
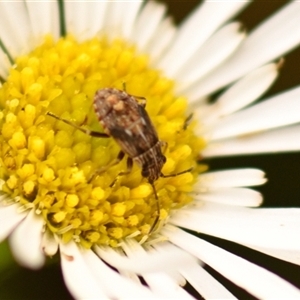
160,140,168,153
88,150,125,183
46,112,109,138
161,167,193,178
122,82,127,91
109,157,133,187
121,82,146,107
183,113,193,130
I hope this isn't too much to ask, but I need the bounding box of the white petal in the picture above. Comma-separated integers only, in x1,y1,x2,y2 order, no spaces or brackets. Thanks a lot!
86,1,110,38
105,241,195,300
121,242,193,299
157,1,249,76
180,262,236,299
25,0,60,45
131,1,166,52
95,239,196,274
0,1,32,57
151,242,194,286
64,1,91,41
200,62,280,122
142,242,189,289
242,245,300,267
189,1,300,99
0,203,27,242
163,226,300,299
203,124,300,157
143,272,194,300
170,202,300,254
9,209,45,269
60,241,110,300
41,229,58,257
207,86,300,141
103,1,143,40
146,17,176,64
65,1,131,41
155,270,186,289
176,22,246,94
118,268,141,286
194,187,263,207
197,168,267,189
82,247,161,300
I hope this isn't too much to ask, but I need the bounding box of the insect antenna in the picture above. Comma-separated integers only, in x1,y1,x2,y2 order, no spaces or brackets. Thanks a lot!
148,167,193,234
46,112,109,138
149,182,160,234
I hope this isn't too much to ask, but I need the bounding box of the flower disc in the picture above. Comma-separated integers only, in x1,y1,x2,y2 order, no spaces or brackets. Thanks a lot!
0,36,205,248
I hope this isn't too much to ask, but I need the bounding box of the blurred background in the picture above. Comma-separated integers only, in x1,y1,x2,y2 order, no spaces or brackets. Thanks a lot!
1,1,300,299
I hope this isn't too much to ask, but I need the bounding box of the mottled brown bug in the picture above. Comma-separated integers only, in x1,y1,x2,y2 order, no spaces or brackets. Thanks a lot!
47,87,192,232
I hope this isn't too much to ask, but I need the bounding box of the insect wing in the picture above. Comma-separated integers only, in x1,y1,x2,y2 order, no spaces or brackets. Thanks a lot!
109,101,159,158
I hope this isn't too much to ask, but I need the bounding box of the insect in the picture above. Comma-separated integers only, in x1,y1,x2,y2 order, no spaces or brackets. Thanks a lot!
47,87,192,233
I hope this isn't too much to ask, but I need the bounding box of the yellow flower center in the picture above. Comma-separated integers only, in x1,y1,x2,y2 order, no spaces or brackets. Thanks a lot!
0,36,206,248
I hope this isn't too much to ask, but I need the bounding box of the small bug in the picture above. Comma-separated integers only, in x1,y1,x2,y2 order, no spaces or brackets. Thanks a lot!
47,87,192,233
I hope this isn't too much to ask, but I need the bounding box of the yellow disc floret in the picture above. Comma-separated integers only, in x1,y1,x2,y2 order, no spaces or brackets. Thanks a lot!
0,36,206,248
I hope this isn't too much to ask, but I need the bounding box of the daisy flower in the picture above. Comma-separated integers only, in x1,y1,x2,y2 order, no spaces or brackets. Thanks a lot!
0,0,300,299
